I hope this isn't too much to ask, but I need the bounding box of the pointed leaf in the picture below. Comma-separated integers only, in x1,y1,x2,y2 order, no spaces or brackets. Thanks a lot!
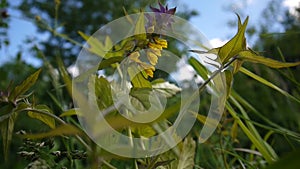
231,120,238,142
188,57,208,80
0,104,16,161
134,13,146,40
28,105,55,129
22,124,82,139
240,67,300,103
238,50,300,68
78,31,111,58
218,16,248,63
225,70,233,98
9,69,41,101
57,56,72,97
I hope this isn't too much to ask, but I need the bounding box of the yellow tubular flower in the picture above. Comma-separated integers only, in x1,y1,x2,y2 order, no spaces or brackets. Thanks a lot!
128,51,141,63
147,51,158,65
140,62,155,78
153,37,168,48
148,42,163,50
150,48,161,56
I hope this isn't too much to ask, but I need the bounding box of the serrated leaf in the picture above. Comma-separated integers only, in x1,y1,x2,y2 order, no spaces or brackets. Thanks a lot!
0,104,16,161
9,69,41,101
152,81,181,98
218,16,248,63
28,105,55,129
177,137,196,169
238,50,300,68
22,124,82,139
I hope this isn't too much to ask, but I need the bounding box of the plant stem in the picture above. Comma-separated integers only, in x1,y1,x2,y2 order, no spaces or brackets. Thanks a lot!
198,56,238,93
24,108,91,151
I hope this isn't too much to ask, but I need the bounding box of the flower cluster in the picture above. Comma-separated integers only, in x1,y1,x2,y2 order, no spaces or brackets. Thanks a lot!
127,2,175,78
129,36,168,77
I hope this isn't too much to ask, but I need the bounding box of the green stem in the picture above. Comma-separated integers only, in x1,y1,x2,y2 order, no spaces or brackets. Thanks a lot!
226,103,276,163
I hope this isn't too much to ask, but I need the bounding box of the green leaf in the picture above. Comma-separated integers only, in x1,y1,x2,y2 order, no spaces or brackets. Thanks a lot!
98,57,123,70
89,76,113,110
132,125,156,137
188,57,208,81
226,103,276,163
152,81,181,98
192,111,222,129
177,137,196,169
78,31,113,58
57,56,72,97
28,105,55,129
134,13,146,40
240,67,300,103
231,120,238,142
218,16,248,63
130,88,152,110
9,69,41,101
128,66,152,88
60,108,82,117
238,50,300,68
224,70,233,98
0,104,16,161
22,124,82,139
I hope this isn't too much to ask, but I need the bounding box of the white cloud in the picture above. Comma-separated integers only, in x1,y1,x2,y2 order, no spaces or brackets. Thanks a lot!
209,38,228,48
283,0,300,14
246,0,254,5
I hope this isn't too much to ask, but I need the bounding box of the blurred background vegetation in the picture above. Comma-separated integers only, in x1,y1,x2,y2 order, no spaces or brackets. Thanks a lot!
0,0,299,168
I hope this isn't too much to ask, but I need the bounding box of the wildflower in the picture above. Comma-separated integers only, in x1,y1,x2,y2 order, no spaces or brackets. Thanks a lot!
150,1,176,15
147,1,176,30
147,50,158,65
148,42,163,50
128,51,140,63
153,37,167,48
128,51,155,78
140,62,155,78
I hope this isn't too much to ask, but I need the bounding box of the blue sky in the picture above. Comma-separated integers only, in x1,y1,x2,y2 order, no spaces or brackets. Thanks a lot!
0,0,299,66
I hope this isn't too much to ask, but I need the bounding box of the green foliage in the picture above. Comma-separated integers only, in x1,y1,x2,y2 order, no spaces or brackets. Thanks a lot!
1,1,300,168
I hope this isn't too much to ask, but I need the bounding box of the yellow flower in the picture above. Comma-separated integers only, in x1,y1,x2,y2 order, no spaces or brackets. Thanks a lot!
153,37,168,48
150,48,161,56
147,51,158,65
128,51,140,63
148,42,163,50
140,62,155,78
